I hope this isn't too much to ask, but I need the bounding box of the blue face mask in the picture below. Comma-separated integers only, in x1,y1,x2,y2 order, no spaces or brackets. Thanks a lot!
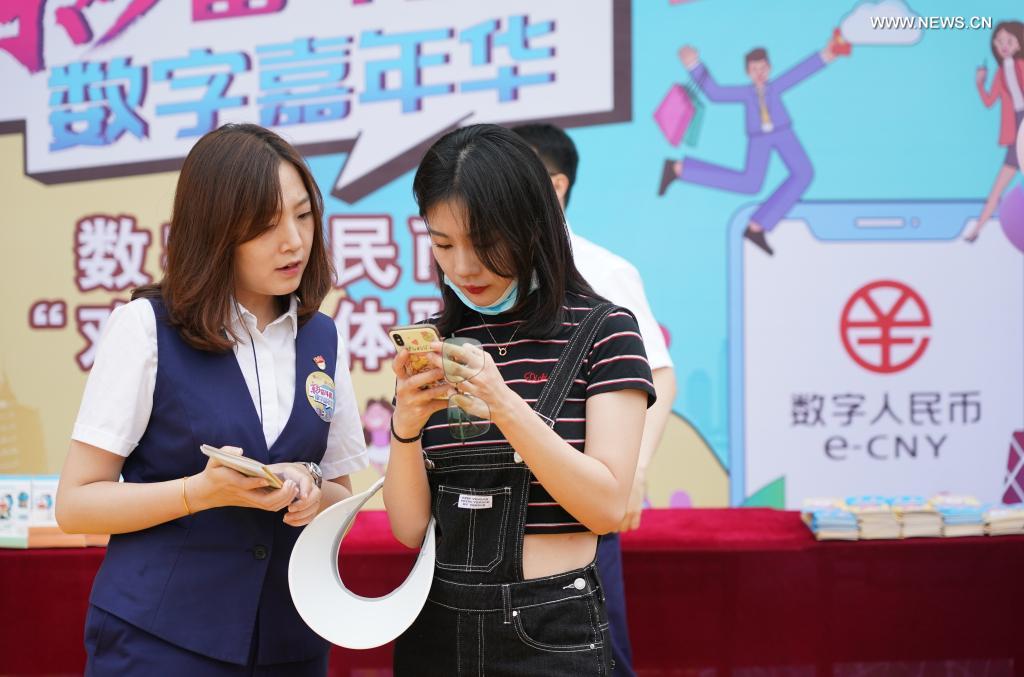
443,273,539,315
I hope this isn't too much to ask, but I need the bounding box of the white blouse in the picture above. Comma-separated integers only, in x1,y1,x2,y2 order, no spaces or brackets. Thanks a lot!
72,297,368,480
1004,58,1024,113
568,227,674,371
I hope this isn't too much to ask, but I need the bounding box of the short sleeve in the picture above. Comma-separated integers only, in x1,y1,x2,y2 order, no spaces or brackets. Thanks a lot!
320,323,369,480
604,263,674,371
71,299,158,456
586,308,657,407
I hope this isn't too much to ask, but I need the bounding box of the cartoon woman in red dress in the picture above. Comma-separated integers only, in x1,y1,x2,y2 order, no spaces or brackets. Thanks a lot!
966,20,1024,243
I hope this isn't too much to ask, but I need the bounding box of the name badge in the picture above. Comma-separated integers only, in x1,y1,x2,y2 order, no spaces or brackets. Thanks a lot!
458,495,493,510
305,371,336,422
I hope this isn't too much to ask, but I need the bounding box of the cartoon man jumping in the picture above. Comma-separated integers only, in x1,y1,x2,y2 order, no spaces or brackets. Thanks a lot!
658,36,850,255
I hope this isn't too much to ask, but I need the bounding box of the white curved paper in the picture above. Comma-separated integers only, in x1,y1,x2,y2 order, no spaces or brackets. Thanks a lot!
288,477,436,649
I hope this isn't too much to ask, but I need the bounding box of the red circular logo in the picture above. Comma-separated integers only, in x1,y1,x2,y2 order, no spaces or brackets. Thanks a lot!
839,280,931,374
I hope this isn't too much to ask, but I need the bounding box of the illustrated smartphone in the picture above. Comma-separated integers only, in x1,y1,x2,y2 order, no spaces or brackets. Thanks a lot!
727,201,1024,508
200,444,284,489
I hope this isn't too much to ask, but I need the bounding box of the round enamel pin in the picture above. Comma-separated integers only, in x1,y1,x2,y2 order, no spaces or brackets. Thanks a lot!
306,371,336,422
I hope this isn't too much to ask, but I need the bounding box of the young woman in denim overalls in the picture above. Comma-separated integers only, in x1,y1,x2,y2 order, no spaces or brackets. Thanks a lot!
56,124,368,675
385,124,655,675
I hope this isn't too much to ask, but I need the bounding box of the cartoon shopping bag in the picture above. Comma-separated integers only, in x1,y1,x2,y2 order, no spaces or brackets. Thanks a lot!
654,83,703,147
681,84,704,147
1002,430,1024,504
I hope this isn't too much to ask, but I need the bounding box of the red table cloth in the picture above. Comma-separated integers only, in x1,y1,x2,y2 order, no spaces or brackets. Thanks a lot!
2,508,1022,675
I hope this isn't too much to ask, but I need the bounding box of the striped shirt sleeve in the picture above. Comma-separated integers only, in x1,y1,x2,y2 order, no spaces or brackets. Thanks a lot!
586,308,657,406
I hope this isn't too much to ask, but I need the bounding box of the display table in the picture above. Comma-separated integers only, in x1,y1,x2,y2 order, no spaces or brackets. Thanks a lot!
2,509,1023,675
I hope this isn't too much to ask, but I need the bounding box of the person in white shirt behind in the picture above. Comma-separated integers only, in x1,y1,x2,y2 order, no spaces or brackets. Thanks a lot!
512,123,678,677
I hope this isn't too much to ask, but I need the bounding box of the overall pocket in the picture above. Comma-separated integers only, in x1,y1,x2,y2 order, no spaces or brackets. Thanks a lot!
433,485,512,572
512,594,603,654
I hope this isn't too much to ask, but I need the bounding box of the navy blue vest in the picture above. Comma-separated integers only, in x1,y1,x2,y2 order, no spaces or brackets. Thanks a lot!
90,298,337,665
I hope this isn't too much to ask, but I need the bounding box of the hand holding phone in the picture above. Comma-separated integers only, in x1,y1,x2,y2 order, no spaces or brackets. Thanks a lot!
200,444,284,489
389,324,450,399
389,324,441,374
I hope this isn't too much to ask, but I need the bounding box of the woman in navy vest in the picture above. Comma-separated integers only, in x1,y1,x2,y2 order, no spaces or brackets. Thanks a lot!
57,123,368,675
385,124,655,674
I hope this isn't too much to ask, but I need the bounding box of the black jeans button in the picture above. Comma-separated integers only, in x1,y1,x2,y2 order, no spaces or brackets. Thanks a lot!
253,545,268,560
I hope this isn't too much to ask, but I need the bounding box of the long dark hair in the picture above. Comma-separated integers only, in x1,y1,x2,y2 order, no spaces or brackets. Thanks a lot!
992,21,1024,63
412,124,598,338
133,123,333,352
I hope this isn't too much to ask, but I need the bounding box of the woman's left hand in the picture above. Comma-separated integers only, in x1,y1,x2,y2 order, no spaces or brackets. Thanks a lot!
617,471,646,532
438,341,518,427
266,462,322,527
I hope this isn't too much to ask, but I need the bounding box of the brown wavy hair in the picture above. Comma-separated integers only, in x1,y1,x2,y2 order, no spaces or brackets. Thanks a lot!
992,21,1024,62
133,123,333,352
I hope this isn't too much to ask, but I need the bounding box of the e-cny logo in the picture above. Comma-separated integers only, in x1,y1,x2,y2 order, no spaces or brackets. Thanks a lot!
839,280,931,374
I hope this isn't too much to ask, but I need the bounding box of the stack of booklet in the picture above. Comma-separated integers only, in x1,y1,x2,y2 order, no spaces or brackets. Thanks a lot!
984,504,1024,536
890,495,943,538
846,495,901,540
0,475,108,548
801,498,859,541
800,494,1024,541
931,495,986,537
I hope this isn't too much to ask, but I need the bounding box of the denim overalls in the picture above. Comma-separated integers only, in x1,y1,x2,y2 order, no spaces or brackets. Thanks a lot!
395,304,616,676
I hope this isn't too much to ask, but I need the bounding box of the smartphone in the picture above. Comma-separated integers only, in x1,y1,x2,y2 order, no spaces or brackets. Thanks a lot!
200,444,284,489
389,324,449,398
389,324,442,373
727,201,1023,508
